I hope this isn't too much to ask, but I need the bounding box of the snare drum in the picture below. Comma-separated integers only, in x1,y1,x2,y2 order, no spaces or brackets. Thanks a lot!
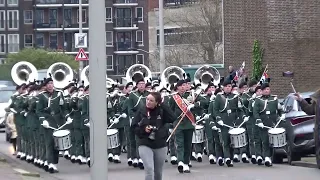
192,125,205,144
53,130,72,151
107,129,120,150
228,128,247,148
268,128,286,148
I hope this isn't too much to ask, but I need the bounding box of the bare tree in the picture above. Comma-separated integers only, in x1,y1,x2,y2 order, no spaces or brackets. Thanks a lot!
162,0,223,64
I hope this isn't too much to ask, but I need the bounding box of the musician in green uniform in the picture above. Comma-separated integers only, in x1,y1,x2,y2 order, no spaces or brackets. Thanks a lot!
253,83,284,167
241,80,258,163
214,79,246,167
9,83,27,160
107,86,117,162
36,77,71,173
81,85,90,166
127,79,149,169
122,82,133,164
169,80,197,173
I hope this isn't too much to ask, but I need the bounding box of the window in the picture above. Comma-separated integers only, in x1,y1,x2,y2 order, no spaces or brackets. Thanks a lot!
136,30,143,46
106,55,113,71
77,9,87,23
35,10,44,23
24,10,33,24
7,0,18,6
0,0,4,6
24,34,33,48
63,9,72,26
0,11,5,30
7,10,19,30
116,55,133,75
8,34,19,53
49,9,57,27
135,7,143,22
36,33,44,47
156,27,203,45
106,31,113,46
0,34,5,53
49,33,58,49
136,54,144,64
105,7,112,23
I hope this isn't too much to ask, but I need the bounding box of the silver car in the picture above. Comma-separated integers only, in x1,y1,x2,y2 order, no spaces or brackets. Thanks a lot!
274,92,315,164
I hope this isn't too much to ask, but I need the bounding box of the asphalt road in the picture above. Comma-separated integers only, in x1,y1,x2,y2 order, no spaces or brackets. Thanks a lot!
0,133,320,180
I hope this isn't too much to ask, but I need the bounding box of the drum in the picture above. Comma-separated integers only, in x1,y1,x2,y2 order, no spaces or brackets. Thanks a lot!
268,128,287,148
107,129,120,150
228,128,247,148
53,130,72,151
192,125,205,144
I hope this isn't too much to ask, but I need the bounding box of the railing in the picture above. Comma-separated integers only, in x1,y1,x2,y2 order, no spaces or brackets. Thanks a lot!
34,21,89,28
34,0,88,4
114,17,138,28
34,22,58,28
114,41,137,51
113,0,137,3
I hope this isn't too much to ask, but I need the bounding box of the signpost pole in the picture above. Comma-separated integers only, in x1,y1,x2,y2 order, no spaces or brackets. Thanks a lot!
78,0,84,75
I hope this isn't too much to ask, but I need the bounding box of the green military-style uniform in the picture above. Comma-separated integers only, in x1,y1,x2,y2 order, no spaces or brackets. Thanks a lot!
80,93,90,160
36,90,47,167
213,91,245,164
120,93,131,160
127,89,149,167
36,89,67,167
253,94,283,159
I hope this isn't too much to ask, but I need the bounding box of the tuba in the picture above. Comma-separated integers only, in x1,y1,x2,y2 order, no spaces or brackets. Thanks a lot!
11,61,38,85
194,65,220,89
106,77,117,89
47,62,74,89
160,66,186,88
125,64,152,84
80,65,89,87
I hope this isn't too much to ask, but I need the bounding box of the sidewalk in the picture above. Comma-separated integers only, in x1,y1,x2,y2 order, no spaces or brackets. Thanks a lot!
0,155,40,180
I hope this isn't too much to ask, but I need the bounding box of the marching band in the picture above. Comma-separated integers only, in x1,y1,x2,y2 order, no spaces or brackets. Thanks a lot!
6,61,286,174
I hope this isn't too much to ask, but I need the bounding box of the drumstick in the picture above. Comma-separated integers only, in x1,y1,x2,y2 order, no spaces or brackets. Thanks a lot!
274,119,282,129
237,120,246,128
41,124,58,131
255,124,272,129
222,123,234,129
108,122,115,129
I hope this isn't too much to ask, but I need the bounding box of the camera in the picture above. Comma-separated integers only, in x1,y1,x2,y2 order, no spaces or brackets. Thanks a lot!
148,126,158,140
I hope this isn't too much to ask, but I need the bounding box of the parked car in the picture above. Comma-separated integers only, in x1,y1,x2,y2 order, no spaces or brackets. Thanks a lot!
273,92,315,164
0,86,16,137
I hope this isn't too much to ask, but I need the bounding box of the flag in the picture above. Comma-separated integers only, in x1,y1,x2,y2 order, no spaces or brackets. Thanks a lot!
259,65,270,83
233,61,245,81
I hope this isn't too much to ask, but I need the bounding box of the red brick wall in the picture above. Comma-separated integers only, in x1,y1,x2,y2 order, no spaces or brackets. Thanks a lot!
223,0,320,97
148,0,159,12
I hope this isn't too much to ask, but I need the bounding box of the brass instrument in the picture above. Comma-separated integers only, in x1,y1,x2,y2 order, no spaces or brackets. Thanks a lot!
125,64,152,84
47,62,74,89
194,65,220,89
11,61,38,85
80,65,89,87
160,66,186,88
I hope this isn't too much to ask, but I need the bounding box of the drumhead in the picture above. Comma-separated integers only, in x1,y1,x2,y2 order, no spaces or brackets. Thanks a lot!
229,128,245,134
107,129,118,135
196,125,204,130
53,130,70,137
268,128,285,134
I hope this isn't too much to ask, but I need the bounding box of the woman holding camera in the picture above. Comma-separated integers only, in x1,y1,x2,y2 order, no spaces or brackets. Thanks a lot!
132,92,176,180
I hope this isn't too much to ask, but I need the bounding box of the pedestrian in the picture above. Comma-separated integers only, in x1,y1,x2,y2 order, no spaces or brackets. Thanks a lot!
131,92,175,180
6,112,17,155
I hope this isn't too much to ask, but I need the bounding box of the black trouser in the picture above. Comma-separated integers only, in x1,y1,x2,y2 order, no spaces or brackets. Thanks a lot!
11,138,17,152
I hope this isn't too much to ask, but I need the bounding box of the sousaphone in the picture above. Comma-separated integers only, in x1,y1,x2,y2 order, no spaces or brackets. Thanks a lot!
194,65,220,89
125,64,152,84
47,62,74,89
160,66,186,88
11,61,38,85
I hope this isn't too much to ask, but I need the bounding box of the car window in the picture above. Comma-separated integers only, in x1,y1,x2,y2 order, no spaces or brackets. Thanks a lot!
0,90,15,103
284,96,295,112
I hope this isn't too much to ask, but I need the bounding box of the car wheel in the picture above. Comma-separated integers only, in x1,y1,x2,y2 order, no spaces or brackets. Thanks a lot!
287,144,301,165
272,148,284,164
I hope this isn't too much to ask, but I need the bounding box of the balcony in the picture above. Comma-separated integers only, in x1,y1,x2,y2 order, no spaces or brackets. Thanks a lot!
113,0,138,7
34,20,89,31
113,18,139,31
34,0,89,7
114,41,139,54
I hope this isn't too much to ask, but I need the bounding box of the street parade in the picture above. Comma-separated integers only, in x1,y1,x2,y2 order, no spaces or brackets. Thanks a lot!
4,61,297,178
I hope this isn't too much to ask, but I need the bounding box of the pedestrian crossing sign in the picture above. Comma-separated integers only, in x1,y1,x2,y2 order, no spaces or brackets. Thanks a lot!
75,48,89,61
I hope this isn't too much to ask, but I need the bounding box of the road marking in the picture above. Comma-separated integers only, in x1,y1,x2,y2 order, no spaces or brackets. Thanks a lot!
13,168,40,177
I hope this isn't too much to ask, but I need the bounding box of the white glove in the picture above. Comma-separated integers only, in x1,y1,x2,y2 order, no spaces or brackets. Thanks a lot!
113,118,119,124
24,112,28,117
211,126,218,130
196,116,201,121
85,122,90,127
42,120,49,128
10,108,17,114
66,117,73,124
120,113,127,118
71,93,78,98
252,93,257,99
244,116,249,122
257,123,264,128
187,104,195,111
280,114,286,120
217,120,224,126
203,114,210,120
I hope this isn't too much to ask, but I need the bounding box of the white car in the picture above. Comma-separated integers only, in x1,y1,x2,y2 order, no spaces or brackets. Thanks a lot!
0,86,16,140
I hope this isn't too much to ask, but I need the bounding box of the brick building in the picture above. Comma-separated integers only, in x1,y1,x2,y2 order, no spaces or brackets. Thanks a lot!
0,0,150,78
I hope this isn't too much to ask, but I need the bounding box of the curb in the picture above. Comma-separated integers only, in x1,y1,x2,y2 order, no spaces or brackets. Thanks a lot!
13,168,40,177
292,161,317,169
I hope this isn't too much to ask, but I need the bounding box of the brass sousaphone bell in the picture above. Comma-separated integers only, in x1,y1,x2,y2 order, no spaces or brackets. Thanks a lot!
11,61,38,85
194,65,220,89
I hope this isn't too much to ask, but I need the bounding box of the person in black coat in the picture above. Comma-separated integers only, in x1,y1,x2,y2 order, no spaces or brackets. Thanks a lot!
131,92,176,180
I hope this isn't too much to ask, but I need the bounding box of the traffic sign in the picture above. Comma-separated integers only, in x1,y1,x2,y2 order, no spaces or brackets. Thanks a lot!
75,33,88,48
75,48,89,61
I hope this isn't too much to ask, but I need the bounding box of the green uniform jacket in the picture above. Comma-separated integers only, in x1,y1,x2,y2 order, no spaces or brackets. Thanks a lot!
207,95,217,127
81,94,89,126
26,95,39,130
36,90,68,128
10,94,27,126
112,95,128,128
253,95,283,127
127,90,149,120
69,96,82,129
241,91,254,115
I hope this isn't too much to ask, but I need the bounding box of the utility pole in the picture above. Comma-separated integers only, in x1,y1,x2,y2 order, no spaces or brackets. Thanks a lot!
159,0,165,73
89,0,108,179
78,0,84,75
